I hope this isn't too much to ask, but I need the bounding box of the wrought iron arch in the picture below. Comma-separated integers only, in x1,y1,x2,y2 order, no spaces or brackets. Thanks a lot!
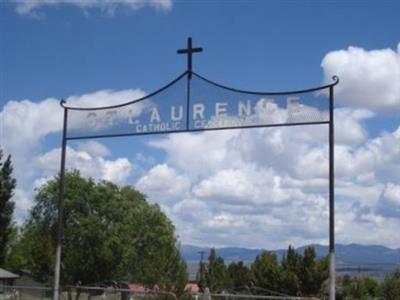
54,37,339,300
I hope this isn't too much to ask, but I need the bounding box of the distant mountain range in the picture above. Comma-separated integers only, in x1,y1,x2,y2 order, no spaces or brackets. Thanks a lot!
181,243,400,279
181,243,400,265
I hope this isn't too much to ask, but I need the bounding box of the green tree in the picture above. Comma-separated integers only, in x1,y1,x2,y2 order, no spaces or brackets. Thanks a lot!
18,170,188,294
197,260,207,291
299,246,316,295
0,149,17,265
280,245,301,296
4,225,29,269
380,269,400,300
227,261,252,292
251,251,281,294
298,246,328,296
339,275,380,300
280,269,300,296
205,248,228,292
314,255,329,295
361,277,380,298
281,245,301,274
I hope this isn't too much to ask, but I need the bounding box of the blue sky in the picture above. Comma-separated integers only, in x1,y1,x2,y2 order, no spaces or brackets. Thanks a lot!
1,0,400,249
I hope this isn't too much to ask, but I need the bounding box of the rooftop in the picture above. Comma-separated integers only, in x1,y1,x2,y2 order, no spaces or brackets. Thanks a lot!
0,268,19,279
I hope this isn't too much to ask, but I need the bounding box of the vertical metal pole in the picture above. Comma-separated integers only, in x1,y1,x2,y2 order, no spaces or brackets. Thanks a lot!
187,37,193,79
185,73,191,130
53,106,68,300
177,37,202,130
185,38,193,130
329,86,335,300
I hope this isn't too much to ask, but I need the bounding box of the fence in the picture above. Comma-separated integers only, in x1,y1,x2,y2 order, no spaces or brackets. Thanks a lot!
205,292,319,300
0,286,177,300
0,286,321,300
0,285,52,300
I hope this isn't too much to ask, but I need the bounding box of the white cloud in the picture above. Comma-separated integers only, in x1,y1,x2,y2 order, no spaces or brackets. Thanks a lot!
336,183,382,207
193,169,256,204
12,0,173,17
143,111,400,248
149,131,242,178
1,89,145,158
4,103,399,248
173,198,210,222
334,108,374,146
322,43,400,111
1,98,62,156
377,183,400,218
136,163,190,202
102,157,133,183
173,192,330,249
0,88,145,190
12,189,33,224
35,145,133,184
193,167,291,206
78,140,111,157
335,201,395,246
3,42,400,248
1,88,144,222
382,183,400,206
67,89,146,108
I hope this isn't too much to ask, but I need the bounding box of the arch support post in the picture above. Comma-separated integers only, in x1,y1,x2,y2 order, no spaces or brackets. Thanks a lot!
329,86,335,300
53,106,68,300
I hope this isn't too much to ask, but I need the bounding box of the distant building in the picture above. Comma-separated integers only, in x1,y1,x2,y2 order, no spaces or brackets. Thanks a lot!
124,283,160,300
14,269,43,287
0,268,19,286
127,284,146,293
14,270,46,299
184,282,199,294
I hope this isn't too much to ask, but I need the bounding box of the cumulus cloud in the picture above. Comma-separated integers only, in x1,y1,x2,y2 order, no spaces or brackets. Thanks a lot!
1,98,62,156
193,167,291,206
172,198,210,223
35,145,133,184
12,0,173,17
139,110,400,248
7,141,133,223
12,189,33,223
77,140,111,157
193,169,257,204
1,89,145,157
334,108,374,146
149,131,241,178
3,42,400,248
377,183,400,218
322,43,400,111
335,200,395,246
172,192,329,249
4,83,398,248
0,88,146,202
136,163,190,203
1,88,143,222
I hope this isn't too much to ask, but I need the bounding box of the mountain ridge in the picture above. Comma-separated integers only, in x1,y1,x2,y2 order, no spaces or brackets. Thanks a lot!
181,243,400,265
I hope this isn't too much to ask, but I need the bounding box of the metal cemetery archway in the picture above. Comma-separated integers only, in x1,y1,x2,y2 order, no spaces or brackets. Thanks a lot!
55,38,339,300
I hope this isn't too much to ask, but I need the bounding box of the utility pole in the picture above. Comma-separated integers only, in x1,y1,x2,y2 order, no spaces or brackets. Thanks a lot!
198,250,207,290
198,250,206,262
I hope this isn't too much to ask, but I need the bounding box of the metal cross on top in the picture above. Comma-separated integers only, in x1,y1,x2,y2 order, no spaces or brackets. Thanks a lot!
177,37,203,79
